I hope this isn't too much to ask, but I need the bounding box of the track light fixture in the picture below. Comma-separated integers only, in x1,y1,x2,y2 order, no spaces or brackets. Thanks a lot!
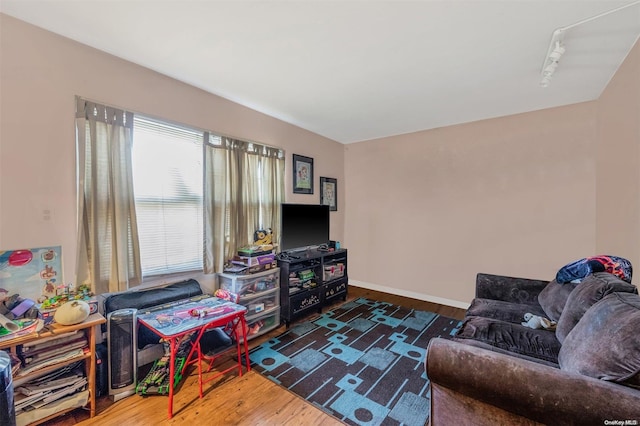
539,0,640,87
540,39,565,87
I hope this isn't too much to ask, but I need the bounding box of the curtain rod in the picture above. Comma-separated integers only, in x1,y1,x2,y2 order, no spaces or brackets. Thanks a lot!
75,95,285,155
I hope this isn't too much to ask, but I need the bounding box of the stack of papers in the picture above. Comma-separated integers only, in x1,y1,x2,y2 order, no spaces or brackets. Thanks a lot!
14,369,87,414
14,330,87,377
16,349,85,377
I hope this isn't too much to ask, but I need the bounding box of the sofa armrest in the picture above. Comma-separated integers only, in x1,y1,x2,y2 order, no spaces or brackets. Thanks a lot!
475,273,548,304
426,338,640,425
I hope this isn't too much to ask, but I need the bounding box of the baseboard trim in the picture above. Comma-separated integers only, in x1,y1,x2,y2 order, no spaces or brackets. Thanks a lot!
349,280,471,310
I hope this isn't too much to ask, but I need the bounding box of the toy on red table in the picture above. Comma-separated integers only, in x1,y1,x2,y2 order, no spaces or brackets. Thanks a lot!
189,308,216,318
186,305,234,319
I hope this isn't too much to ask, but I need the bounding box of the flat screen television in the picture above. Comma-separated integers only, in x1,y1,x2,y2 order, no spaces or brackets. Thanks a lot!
280,203,330,253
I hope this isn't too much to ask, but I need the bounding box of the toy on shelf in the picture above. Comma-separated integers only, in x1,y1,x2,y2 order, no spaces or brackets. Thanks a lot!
37,283,97,325
253,228,273,246
235,228,276,259
38,283,93,310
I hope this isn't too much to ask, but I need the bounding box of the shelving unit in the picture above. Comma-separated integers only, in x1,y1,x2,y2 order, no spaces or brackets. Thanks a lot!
278,248,348,326
216,267,281,341
0,313,106,425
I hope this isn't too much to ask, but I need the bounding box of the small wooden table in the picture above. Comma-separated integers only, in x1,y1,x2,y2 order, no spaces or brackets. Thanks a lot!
137,296,249,419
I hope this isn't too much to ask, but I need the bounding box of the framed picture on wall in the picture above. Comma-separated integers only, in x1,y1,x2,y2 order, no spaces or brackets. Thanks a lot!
293,154,314,194
320,177,337,211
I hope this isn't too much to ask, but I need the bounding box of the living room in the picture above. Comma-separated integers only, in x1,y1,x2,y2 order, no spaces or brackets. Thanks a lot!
2,3,639,309
1,2,639,425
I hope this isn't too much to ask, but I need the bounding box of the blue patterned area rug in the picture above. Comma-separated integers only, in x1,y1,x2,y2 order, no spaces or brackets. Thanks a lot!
249,298,462,426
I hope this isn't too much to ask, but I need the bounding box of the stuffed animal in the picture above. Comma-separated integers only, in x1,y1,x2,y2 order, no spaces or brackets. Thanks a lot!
522,313,557,330
253,228,273,246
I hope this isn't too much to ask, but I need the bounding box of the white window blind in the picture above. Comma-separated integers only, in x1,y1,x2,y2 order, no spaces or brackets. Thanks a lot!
132,116,204,277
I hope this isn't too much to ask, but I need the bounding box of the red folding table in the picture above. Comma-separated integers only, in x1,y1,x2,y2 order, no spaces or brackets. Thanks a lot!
137,296,250,419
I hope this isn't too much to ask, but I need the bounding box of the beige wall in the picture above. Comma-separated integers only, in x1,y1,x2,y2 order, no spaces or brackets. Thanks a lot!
596,41,640,269
344,104,598,306
345,40,640,307
2,13,638,306
0,14,345,292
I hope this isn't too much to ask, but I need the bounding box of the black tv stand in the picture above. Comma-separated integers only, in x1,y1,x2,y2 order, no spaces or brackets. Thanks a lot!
277,248,348,327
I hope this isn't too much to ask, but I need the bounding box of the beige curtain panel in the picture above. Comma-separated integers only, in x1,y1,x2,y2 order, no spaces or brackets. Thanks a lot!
204,137,284,274
75,97,142,294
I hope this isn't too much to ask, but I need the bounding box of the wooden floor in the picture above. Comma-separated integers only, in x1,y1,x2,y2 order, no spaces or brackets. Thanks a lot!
44,286,466,426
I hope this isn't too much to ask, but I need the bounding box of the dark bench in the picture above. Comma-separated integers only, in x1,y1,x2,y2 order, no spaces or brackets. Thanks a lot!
99,279,203,365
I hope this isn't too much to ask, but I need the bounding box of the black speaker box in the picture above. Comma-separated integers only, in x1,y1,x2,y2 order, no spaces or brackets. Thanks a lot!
94,342,108,397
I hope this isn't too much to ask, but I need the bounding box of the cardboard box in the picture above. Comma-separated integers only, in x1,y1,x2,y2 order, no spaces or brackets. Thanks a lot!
231,253,275,267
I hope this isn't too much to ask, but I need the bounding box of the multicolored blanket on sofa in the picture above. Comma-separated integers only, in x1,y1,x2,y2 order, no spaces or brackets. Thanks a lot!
556,255,632,284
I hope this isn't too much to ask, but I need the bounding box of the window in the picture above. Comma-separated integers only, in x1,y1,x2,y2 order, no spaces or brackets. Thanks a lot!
76,97,285,292
132,116,204,277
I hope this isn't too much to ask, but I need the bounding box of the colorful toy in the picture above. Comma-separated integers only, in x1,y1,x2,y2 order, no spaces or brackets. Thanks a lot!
136,334,193,395
39,283,94,310
253,228,273,246
214,288,240,303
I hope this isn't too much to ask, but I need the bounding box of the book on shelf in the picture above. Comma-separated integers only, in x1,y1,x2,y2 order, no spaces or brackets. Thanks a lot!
22,338,87,365
38,377,87,407
18,374,83,396
20,330,81,352
15,375,87,412
16,348,85,377
14,361,86,414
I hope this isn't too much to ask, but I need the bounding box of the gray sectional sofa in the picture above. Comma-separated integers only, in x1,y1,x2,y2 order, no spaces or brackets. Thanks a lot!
426,272,640,425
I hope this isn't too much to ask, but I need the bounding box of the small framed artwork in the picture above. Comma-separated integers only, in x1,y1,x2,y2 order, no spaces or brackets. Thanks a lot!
293,154,314,194
320,177,338,211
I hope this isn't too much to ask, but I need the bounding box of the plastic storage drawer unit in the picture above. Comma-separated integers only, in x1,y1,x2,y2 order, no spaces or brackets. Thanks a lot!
242,288,279,316
240,307,280,342
217,268,279,297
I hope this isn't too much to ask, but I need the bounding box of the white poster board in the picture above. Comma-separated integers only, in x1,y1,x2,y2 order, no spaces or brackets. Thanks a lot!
0,246,64,303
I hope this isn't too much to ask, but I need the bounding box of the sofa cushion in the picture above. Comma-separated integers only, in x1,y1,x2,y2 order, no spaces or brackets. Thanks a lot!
451,337,560,368
537,279,578,322
454,316,561,364
466,298,547,324
559,292,640,387
555,272,638,342
475,274,546,304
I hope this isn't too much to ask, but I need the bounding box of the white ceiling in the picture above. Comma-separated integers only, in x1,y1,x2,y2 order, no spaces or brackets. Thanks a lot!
1,1,639,143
